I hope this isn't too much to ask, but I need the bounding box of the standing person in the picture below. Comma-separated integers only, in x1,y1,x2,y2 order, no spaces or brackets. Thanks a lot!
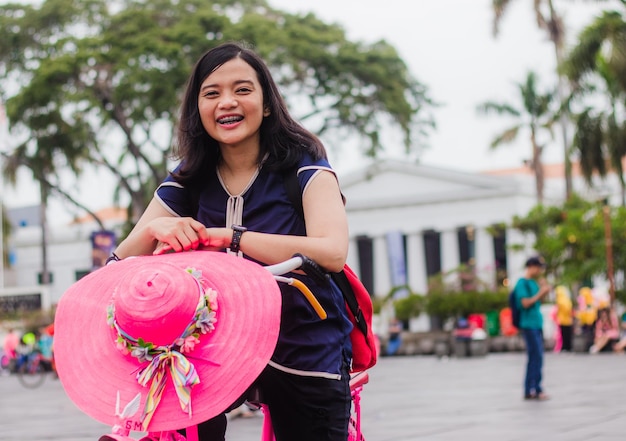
514,256,551,401
555,285,573,352
112,42,353,441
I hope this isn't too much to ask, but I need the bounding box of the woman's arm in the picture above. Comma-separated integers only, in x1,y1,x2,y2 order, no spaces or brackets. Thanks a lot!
172,170,348,271
239,170,348,271
114,198,211,258
125,171,348,271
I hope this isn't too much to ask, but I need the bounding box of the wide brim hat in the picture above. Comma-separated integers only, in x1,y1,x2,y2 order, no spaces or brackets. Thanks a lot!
54,251,282,432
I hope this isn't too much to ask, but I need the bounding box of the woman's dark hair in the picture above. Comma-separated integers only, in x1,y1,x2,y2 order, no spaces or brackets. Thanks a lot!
173,42,327,185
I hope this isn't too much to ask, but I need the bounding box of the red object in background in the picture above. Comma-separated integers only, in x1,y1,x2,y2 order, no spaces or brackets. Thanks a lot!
467,313,486,330
499,307,518,336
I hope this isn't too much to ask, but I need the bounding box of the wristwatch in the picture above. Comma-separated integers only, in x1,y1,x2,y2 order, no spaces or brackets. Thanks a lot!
230,225,247,254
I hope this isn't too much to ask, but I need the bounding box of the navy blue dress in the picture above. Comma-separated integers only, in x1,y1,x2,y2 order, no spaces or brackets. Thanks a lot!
155,155,353,378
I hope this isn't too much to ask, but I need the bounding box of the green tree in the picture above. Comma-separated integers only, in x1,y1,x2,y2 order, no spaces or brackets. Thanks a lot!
562,10,626,204
0,0,434,231
511,194,626,289
477,71,558,203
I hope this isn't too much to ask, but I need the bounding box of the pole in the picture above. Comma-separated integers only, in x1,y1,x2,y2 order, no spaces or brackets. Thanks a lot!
0,98,7,290
0,176,4,290
602,201,615,305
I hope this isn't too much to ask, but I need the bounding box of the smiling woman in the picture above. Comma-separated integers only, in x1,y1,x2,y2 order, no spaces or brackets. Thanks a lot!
111,42,354,441
198,58,269,163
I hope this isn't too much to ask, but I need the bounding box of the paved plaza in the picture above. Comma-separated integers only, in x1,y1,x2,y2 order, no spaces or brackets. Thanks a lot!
1,351,625,441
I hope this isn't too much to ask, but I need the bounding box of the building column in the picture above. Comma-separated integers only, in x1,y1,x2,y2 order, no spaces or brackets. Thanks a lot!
441,229,459,274
373,235,391,298
474,227,496,289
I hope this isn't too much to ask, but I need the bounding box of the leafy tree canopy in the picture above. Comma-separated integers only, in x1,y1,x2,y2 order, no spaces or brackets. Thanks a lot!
511,194,626,289
0,0,434,226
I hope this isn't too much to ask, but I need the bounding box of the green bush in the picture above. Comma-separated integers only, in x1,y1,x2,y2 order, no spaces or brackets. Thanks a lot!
393,294,425,321
425,290,508,322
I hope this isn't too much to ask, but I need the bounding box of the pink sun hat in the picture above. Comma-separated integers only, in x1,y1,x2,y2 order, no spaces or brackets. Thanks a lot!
54,251,282,433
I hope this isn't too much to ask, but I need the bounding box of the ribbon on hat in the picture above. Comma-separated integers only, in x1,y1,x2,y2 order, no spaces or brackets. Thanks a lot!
137,349,200,430
107,267,219,431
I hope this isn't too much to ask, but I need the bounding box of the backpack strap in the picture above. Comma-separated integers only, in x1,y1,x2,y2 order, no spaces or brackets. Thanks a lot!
282,165,304,219
282,166,368,337
330,271,368,336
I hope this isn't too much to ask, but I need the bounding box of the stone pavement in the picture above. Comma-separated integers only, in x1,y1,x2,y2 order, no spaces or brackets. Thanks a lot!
1,352,625,441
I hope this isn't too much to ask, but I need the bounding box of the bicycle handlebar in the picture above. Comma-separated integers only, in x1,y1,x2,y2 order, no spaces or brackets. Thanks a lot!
264,256,304,276
264,254,328,320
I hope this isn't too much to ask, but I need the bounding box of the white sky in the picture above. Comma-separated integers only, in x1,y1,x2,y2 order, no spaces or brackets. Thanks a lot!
1,0,614,223
268,0,609,173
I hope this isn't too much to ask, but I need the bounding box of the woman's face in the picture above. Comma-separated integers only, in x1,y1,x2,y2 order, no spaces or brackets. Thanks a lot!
198,57,268,151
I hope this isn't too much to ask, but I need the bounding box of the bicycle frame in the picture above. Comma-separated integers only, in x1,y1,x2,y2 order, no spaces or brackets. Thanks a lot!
16,351,51,388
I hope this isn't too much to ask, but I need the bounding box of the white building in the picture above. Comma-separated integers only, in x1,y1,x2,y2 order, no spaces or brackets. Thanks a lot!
341,160,534,297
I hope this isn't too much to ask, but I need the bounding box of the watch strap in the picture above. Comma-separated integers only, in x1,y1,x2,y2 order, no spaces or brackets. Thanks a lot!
230,225,247,254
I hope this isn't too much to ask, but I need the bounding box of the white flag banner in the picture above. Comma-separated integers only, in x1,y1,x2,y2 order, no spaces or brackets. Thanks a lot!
386,230,408,299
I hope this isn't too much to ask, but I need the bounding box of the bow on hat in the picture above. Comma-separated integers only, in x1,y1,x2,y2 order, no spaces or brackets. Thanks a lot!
137,349,200,428
107,268,219,430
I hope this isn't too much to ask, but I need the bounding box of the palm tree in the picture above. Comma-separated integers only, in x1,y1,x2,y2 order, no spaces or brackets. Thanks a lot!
562,10,626,204
491,0,626,199
477,71,558,203
490,0,579,199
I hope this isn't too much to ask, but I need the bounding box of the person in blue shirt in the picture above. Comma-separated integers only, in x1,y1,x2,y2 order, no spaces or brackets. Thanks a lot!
514,256,551,401
113,42,353,441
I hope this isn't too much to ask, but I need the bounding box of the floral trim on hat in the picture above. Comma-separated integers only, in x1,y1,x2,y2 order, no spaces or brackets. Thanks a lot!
106,268,218,361
105,267,219,430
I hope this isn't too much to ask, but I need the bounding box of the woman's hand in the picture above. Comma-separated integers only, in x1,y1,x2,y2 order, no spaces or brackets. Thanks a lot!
115,199,232,258
151,221,232,255
148,217,210,254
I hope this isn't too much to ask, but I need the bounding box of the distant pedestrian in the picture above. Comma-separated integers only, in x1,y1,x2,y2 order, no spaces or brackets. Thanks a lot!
589,307,619,354
576,287,597,351
3,328,19,360
386,318,403,356
554,286,573,352
514,256,551,400
612,312,626,353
